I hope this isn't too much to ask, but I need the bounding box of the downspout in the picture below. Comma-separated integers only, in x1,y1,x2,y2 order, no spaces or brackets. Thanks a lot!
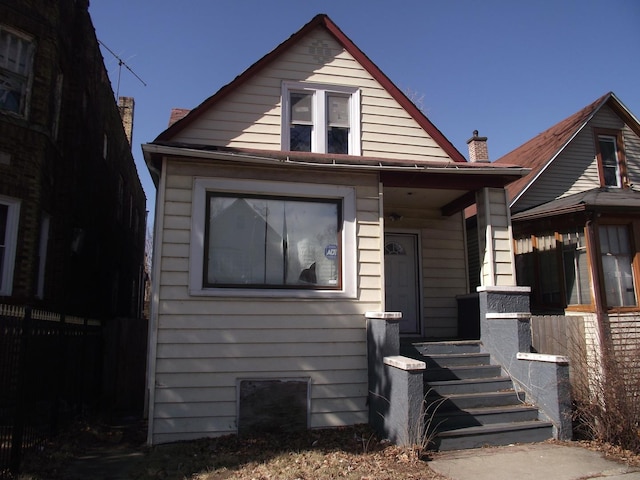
145,156,167,445
378,181,386,312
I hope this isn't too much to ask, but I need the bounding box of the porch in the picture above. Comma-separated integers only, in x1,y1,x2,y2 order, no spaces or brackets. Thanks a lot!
366,287,572,450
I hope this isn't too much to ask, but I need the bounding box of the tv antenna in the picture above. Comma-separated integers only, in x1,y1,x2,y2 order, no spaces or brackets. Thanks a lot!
98,39,147,98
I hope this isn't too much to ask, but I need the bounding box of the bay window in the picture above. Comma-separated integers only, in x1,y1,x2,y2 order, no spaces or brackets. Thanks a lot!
514,223,640,312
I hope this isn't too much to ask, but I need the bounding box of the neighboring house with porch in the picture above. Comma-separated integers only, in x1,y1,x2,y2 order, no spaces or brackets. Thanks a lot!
487,92,640,383
143,14,548,446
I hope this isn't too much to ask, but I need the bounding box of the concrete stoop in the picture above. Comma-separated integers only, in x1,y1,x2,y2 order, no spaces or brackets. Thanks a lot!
402,340,554,451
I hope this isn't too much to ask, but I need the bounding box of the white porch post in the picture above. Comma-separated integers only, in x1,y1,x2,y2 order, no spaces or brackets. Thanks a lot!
475,187,516,287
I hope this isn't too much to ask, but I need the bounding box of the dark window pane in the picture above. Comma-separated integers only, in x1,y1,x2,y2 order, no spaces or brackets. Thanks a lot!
599,137,619,187
205,194,340,289
290,125,311,151
328,127,348,154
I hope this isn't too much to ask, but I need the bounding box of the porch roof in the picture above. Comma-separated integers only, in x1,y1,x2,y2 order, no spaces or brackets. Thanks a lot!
511,187,640,221
143,142,529,215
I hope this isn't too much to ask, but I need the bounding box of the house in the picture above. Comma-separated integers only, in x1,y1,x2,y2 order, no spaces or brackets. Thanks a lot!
0,0,147,320
143,14,532,445
485,92,640,379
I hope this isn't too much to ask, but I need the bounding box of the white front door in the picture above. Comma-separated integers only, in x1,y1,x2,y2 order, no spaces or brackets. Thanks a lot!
384,233,421,334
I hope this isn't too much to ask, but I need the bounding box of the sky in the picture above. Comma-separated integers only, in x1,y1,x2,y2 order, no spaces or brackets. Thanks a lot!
89,0,640,223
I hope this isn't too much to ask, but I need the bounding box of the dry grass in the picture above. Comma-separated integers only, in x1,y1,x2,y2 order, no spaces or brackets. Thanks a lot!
18,421,446,480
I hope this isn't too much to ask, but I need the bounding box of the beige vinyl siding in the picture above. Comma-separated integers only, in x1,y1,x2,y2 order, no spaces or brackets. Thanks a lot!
150,160,382,444
384,206,467,337
172,27,451,163
421,212,468,337
478,188,515,286
516,106,628,212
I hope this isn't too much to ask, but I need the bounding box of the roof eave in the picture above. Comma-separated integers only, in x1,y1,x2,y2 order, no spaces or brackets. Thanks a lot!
142,143,528,189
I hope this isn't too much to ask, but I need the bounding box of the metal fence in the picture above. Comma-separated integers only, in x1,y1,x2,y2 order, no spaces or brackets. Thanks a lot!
0,304,102,477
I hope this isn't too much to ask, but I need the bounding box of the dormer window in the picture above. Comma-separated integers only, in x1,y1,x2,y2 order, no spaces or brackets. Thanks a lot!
282,81,360,155
595,129,626,188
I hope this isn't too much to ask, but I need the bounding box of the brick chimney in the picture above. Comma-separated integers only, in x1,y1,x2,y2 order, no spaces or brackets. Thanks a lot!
118,96,135,147
467,130,489,162
169,108,191,127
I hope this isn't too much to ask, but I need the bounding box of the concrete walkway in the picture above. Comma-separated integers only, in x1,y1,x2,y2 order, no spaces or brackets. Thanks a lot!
429,443,640,480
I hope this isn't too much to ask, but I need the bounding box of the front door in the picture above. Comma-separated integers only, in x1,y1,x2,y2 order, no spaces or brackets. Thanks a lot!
384,233,421,334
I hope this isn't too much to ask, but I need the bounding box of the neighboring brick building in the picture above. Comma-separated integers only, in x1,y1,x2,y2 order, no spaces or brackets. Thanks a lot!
0,0,147,320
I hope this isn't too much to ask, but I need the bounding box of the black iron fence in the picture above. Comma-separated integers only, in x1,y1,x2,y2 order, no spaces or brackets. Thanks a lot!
0,305,103,477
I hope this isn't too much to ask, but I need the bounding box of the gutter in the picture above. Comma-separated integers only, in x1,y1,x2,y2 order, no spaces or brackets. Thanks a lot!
142,143,530,177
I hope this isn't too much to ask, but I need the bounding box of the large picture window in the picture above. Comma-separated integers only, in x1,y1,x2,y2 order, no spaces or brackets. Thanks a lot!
204,193,341,288
190,179,357,298
282,81,360,155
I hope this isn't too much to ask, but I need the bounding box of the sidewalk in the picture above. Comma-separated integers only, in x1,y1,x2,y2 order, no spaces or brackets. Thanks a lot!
428,442,640,480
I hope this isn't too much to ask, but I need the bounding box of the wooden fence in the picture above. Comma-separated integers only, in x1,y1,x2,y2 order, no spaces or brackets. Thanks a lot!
530,315,588,389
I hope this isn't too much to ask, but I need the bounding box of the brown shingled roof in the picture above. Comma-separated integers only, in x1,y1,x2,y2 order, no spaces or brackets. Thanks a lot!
494,92,640,206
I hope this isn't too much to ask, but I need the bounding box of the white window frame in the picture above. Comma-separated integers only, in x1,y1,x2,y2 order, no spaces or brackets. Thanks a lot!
189,177,357,298
0,195,21,296
281,81,361,155
0,25,35,117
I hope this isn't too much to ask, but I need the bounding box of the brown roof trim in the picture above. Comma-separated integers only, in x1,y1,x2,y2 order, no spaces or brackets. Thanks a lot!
154,14,467,163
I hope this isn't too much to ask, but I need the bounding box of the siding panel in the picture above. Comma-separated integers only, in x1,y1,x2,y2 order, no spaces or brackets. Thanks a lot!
150,164,380,443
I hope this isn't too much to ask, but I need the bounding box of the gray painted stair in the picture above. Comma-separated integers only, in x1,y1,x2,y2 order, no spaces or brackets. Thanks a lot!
402,340,553,451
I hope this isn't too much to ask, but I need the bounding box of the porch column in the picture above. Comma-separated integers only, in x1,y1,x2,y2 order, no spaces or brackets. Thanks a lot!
475,187,516,287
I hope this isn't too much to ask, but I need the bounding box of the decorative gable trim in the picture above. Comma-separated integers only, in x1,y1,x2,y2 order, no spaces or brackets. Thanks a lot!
154,14,466,163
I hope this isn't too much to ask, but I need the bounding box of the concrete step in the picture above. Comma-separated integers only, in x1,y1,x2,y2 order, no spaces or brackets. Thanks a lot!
420,352,491,368
408,340,481,356
432,404,540,430
423,364,503,382
433,421,554,451
426,390,526,411
426,376,514,395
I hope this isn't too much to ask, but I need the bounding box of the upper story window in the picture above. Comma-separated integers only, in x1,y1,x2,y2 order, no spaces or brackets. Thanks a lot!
0,26,35,116
595,129,626,188
282,82,361,155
